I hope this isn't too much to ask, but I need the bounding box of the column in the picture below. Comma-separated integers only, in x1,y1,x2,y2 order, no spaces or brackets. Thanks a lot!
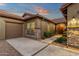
35,18,42,40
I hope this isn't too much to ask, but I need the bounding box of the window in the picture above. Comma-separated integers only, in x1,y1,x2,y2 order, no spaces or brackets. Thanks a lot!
26,21,35,35
27,23,31,30
30,22,35,33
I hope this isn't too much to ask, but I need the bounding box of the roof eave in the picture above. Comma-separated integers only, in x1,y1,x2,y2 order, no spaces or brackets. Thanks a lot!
23,14,56,24
60,3,73,19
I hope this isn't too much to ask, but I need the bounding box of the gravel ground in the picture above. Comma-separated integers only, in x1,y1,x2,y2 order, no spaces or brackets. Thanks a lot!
0,40,21,56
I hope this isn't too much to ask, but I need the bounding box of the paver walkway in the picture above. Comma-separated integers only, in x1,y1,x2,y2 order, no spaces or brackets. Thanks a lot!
0,40,21,56
6,38,47,56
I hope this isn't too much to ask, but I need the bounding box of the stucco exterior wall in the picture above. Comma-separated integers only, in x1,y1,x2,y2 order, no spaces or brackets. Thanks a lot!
24,17,55,39
56,23,66,34
41,20,55,32
41,19,55,38
24,18,42,39
0,17,24,23
67,4,79,30
0,17,24,40
67,4,79,46
67,4,79,22
0,19,5,39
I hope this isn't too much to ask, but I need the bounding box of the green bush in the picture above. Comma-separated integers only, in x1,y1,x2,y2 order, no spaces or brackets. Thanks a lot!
44,31,55,38
54,37,67,44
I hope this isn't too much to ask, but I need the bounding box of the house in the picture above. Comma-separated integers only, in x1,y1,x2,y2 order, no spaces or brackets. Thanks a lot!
23,13,55,39
0,10,55,40
60,3,79,46
0,10,24,40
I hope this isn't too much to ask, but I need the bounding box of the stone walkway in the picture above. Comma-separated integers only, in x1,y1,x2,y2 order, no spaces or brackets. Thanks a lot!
0,40,21,56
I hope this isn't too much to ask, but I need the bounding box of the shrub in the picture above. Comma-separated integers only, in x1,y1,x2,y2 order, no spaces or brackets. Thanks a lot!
54,36,67,44
44,31,55,38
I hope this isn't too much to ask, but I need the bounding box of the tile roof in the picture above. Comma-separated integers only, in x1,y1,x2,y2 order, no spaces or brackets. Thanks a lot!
0,10,66,24
23,13,55,24
52,18,66,24
0,10,24,20
60,3,72,11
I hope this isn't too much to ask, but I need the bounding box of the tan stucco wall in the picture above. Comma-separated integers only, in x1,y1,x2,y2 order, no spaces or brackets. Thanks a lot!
0,19,5,39
35,18,55,39
41,19,55,32
67,4,79,46
24,18,55,39
0,17,24,39
24,18,42,39
67,4,79,22
41,19,55,38
56,23,66,34
0,17,24,23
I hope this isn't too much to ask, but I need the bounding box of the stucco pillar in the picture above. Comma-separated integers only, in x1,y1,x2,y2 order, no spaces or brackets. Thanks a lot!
0,20,5,40
23,23,26,37
35,18,42,40
55,24,57,34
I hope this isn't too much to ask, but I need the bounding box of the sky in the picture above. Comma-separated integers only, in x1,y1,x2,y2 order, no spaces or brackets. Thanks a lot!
0,3,63,19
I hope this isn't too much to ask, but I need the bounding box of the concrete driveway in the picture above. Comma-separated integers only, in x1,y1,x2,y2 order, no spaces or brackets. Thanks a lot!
6,37,79,56
35,45,79,56
6,38,47,56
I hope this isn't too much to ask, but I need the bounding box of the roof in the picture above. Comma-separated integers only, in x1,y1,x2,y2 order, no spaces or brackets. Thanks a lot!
60,3,73,19
22,13,66,24
52,18,66,24
0,10,66,24
23,12,35,17
60,3,72,12
0,10,54,23
0,10,24,20
22,12,36,20
23,13,55,24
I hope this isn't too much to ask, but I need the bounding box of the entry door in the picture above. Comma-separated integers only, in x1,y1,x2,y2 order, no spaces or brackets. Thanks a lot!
5,22,23,39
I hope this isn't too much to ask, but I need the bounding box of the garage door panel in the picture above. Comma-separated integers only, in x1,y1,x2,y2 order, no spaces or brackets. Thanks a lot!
6,23,23,39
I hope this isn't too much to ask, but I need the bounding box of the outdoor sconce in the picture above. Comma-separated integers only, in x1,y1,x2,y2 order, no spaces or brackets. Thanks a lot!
71,16,76,25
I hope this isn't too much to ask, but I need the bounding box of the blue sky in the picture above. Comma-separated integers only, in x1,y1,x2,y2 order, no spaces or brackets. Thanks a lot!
0,3,63,19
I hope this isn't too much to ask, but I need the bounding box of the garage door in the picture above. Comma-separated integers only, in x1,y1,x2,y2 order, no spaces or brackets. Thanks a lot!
5,22,23,39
